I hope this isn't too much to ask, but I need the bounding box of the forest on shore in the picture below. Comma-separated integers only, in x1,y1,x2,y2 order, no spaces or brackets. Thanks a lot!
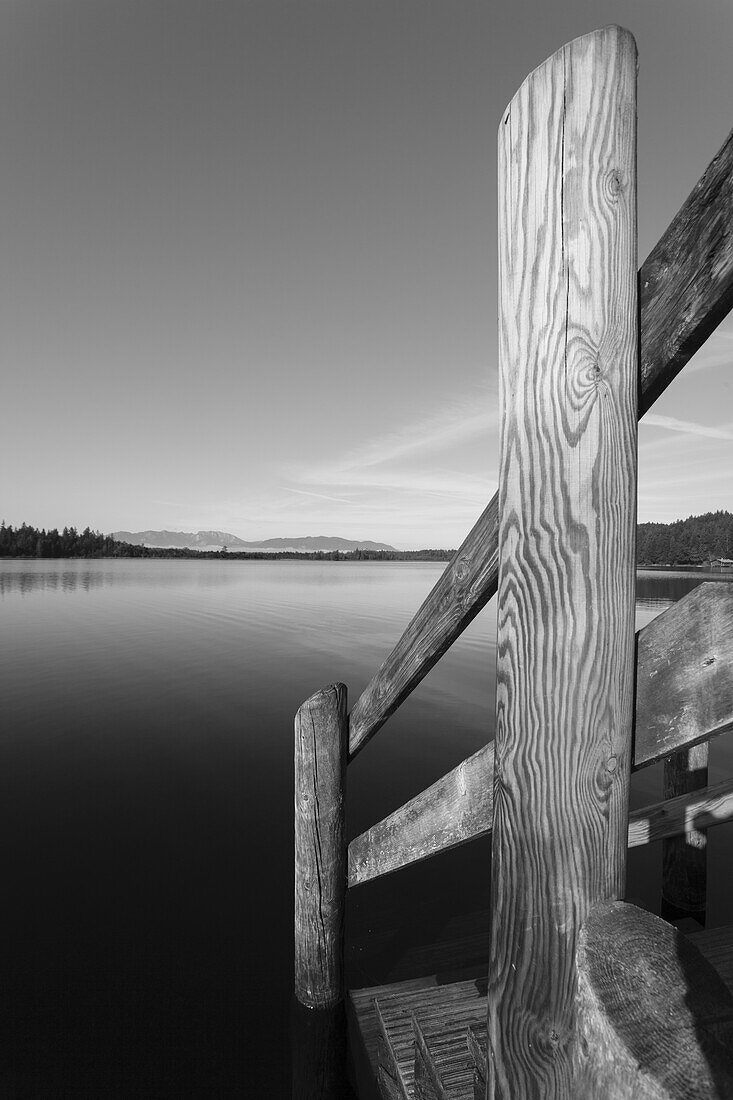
1,511,732,565
0,522,453,562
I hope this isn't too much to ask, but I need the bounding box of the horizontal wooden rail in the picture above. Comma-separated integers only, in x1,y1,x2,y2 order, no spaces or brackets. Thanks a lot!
347,583,733,886
628,777,733,849
347,127,733,760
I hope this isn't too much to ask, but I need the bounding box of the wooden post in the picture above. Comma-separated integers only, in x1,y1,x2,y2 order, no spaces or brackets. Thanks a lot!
294,683,347,1009
661,743,708,926
489,26,637,1099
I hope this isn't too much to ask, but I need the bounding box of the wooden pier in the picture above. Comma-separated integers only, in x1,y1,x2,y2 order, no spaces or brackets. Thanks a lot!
294,26,733,1099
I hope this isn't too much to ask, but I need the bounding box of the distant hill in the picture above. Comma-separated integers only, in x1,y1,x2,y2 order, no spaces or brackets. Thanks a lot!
112,530,397,553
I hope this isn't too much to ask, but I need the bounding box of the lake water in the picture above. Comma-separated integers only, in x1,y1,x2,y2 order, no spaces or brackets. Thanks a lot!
1,559,731,1094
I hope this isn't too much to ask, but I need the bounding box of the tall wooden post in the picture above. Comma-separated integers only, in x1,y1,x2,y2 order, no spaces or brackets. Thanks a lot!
489,26,637,1099
294,683,348,1008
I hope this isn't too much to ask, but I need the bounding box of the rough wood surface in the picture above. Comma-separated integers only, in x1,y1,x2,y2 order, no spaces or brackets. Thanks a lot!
374,997,410,1099
347,742,493,888
639,127,733,416
465,1026,487,1100
628,776,733,850
635,581,733,764
346,582,733,888
662,742,709,920
372,978,487,1100
348,976,436,1100
413,1015,449,1100
575,901,733,1098
294,683,348,1008
347,127,733,763
349,923,733,1099
489,27,638,1098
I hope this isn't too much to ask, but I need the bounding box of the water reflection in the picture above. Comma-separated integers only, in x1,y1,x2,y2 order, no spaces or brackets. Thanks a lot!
1,559,731,1093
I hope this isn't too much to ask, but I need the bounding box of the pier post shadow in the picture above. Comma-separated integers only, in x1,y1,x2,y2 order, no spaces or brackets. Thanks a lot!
291,999,355,1099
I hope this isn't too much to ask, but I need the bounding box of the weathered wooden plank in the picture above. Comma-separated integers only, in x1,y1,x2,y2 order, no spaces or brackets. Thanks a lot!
628,776,733,849
372,980,487,1100
489,27,638,1098
466,1026,487,1100
347,127,733,762
294,683,348,1009
347,742,494,888
375,995,415,1099
348,976,436,1100
347,582,733,888
662,742,709,923
575,901,733,1098
635,580,733,763
412,1016,449,1100
639,127,733,416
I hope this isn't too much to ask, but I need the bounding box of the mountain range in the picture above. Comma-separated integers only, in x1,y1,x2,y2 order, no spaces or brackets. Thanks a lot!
112,530,397,553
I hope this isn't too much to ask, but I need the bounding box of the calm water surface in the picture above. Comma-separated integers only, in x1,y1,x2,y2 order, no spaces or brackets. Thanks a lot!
2,560,731,1094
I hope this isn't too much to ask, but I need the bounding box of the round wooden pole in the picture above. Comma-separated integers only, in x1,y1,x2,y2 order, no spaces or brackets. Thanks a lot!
489,25,638,1098
294,683,347,1009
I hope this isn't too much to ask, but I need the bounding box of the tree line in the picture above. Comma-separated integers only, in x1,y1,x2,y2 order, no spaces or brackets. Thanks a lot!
0,522,455,562
637,510,733,566
3,512,732,565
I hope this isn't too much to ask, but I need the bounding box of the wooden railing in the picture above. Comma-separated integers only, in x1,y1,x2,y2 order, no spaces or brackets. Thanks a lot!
294,25,733,1099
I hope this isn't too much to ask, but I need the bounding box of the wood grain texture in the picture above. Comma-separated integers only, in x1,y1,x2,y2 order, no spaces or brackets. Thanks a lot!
639,127,733,417
347,128,733,763
635,581,733,764
466,1025,487,1100
347,742,493,887
489,27,638,1098
294,683,348,1008
412,1015,449,1100
628,777,733,850
575,902,733,1098
347,581,733,887
372,979,488,1100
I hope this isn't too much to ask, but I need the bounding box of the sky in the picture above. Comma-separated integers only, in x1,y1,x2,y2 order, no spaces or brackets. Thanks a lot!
2,0,731,549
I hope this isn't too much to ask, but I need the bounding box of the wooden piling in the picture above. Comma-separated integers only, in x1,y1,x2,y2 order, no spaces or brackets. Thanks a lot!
489,25,637,1099
294,683,347,1009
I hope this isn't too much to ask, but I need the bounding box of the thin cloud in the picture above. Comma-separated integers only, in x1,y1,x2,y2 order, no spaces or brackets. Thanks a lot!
641,413,733,441
293,393,499,497
322,397,497,475
282,487,354,505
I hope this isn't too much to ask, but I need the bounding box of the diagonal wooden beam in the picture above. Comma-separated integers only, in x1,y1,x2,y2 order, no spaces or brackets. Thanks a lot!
348,128,733,760
347,583,733,887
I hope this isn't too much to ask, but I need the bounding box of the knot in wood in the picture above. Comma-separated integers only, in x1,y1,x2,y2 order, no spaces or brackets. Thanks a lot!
454,556,470,582
606,754,618,774
605,167,625,201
